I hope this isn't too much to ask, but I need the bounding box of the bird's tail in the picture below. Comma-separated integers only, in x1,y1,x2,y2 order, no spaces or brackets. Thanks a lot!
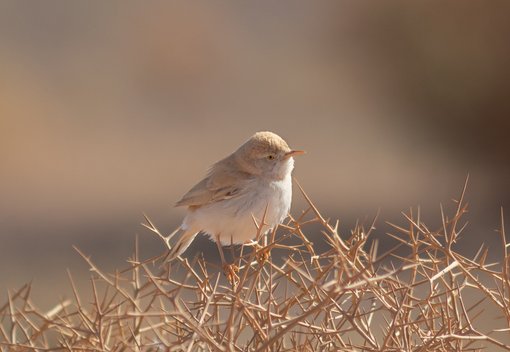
166,229,198,262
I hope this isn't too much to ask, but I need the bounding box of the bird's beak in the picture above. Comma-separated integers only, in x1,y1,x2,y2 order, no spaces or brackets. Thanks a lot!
284,150,305,159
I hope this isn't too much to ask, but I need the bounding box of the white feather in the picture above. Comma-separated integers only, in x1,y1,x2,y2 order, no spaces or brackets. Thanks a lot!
169,131,300,259
182,163,293,245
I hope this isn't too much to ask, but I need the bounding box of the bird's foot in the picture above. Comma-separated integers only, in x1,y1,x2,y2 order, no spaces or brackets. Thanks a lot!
223,263,239,288
255,244,270,265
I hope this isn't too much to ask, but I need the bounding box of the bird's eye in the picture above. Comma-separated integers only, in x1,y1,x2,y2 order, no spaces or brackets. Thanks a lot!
267,154,275,160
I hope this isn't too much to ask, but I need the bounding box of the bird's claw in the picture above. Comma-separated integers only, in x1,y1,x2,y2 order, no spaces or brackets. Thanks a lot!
223,263,239,288
255,244,270,265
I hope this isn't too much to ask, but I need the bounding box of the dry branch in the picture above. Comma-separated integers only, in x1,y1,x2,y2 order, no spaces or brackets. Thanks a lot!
1,181,509,351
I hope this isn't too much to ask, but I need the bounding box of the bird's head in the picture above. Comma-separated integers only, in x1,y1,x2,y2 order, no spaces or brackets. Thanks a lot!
234,131,304,180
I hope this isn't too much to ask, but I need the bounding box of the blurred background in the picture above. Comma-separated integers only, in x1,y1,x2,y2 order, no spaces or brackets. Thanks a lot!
1,1,509,308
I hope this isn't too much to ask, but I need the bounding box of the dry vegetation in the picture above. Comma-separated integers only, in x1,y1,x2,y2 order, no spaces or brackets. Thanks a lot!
2,179,510,351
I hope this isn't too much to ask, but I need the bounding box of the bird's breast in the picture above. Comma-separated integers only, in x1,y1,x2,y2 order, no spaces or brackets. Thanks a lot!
182,175,292,244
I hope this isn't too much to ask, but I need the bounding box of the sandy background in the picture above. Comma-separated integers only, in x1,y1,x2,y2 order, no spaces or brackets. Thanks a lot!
1,1,509,308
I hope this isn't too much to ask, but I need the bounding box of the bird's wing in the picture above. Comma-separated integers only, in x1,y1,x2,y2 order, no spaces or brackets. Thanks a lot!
176,163,246,208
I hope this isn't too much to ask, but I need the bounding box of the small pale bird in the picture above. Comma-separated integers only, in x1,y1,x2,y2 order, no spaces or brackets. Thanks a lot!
168,131,304,260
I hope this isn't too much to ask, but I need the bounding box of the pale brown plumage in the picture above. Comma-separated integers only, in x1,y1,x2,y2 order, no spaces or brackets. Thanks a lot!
175,131,292,209
168,131,303,260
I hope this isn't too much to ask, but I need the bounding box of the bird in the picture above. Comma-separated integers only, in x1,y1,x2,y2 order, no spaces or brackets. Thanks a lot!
168,131,304,262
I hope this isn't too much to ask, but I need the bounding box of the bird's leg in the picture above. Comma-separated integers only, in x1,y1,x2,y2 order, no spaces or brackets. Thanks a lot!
257,228,272,264
215,234,227,264
255,242,270,265
215,234,239,287
245,238,271,265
